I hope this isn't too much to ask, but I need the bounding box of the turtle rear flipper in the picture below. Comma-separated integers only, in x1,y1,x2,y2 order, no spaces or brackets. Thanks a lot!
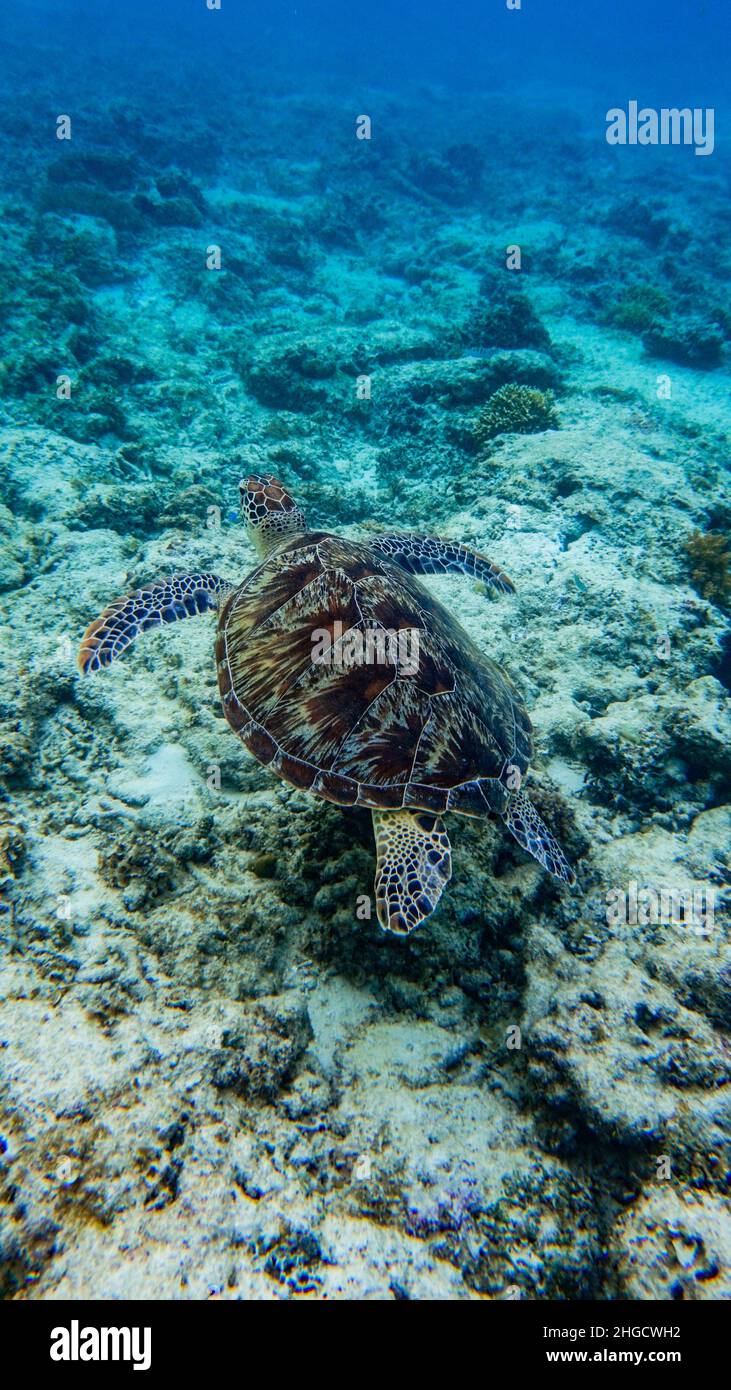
372,809,452,934
78,573,232,673
503,790,575,885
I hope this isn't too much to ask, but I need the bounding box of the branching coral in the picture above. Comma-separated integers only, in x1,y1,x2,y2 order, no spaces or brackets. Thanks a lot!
684,529,731,606
474,384,559,447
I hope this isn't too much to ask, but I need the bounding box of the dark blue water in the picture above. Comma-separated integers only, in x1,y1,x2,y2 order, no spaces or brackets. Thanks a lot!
3,1,728,112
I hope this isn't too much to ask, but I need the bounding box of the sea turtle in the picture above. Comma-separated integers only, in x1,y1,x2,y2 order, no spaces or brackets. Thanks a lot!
79,474,575,933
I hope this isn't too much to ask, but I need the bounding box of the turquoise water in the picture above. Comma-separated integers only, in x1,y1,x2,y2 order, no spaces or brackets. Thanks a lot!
0,0,729,1302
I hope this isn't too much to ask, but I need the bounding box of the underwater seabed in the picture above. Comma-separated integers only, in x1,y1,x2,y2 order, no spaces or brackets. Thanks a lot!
0,16,730,1301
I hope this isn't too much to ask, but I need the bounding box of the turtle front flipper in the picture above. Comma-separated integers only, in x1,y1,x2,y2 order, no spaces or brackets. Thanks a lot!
78,573,233,674
370,534,515,595
503,790,576,885
372,809,452,934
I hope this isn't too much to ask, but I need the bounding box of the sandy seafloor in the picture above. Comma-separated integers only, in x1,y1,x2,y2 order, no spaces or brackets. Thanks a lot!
1,19,730,1301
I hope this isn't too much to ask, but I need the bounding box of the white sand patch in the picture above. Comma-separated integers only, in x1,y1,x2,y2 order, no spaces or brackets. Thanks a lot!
109,742,201,809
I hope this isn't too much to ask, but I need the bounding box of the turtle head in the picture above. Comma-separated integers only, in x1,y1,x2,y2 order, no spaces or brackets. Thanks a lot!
239,474,307,556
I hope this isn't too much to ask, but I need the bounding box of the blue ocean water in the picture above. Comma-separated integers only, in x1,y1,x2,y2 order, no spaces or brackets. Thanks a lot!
1,0,730,1307
5,1,730,97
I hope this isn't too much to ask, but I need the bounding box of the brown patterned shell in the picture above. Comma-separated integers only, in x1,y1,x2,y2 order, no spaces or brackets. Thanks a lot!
215,533,532,816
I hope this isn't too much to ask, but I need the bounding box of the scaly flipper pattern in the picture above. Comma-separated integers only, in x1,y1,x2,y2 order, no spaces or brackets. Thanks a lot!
370,534,515,595
372,808,452,934
503,790,576,885
78,573,233,673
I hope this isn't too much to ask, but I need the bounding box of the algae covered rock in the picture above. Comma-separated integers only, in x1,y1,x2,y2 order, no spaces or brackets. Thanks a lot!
465,277,552,352
615,1191,731,1300
0,504,32,591
579,678,731,811
643,316,724,368
209,998,313,1100
245,338,338,411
